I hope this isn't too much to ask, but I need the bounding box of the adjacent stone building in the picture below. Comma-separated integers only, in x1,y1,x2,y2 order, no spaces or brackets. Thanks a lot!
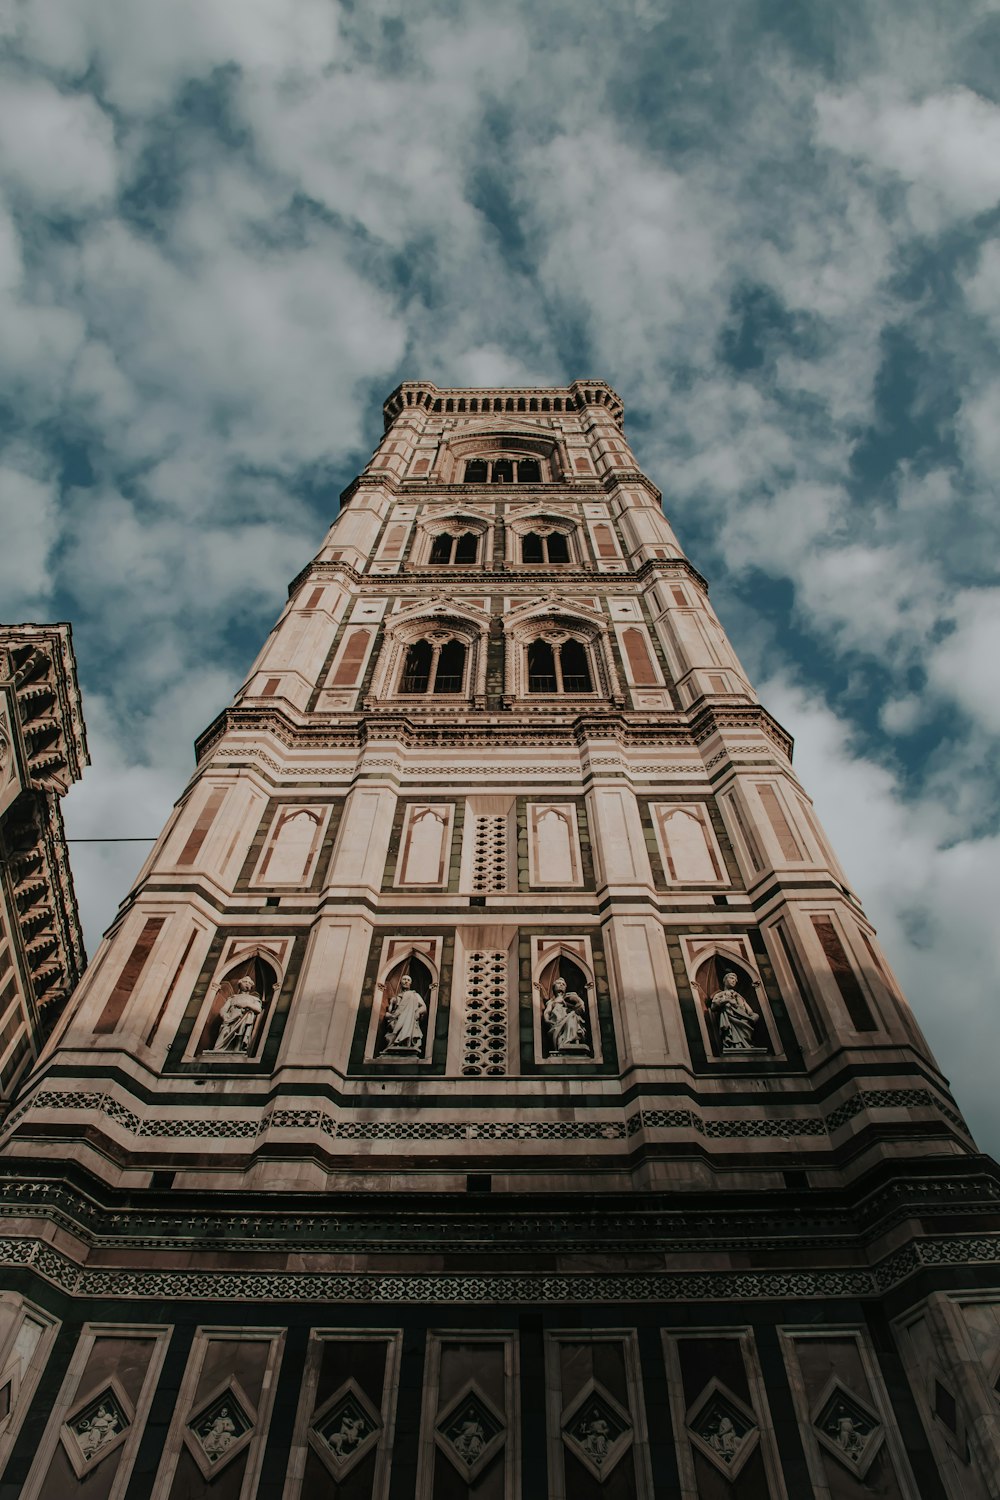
0,383,998,1498
0,624,88,1108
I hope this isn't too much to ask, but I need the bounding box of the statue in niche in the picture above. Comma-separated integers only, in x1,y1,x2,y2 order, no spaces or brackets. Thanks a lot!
543,975,589,1054
380,972,427,1054
200,1407,237,1459
710,971,760,1052
215,975,264,1053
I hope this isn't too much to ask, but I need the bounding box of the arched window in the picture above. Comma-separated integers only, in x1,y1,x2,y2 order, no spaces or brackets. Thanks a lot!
399,637,467,695
522,530,570,564
527,637,594,694
462,456,547,483
429,531,478,565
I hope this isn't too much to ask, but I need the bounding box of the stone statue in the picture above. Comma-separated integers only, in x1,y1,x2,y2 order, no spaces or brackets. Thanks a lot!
215,975,264,1053
452,1415,485,1462
709,971,759,1052
543,976,589,1053
580,1414,611,1462
834,1415,867,1461
328,1411,367,1456
709,1414,742,1461
381,973,427,1052
201,1406,237,1459
77,1403,121,1459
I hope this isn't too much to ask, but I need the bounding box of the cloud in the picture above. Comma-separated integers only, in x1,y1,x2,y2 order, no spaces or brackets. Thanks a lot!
815,85,1000,231
0,464,59,614
0,76,117,211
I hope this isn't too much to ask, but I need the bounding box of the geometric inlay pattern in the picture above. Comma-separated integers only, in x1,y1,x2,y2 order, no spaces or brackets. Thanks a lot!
183,1377,257,1481
462,950,508,1076
560,1378,633,1483
434,1379,506,1483
812,1376,884,1479
308,1378,382,1481
59,1376,135,1480
685,1377,759,1479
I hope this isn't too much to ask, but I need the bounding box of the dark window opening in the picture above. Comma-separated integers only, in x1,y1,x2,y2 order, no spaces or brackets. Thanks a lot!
400,637,467,695
400,639,433,694
433,639,466,693
560,639,593,692
527,637,594,694
527,639,557,693
492,459,514,484
522,530,569,564
464,459,488,482
430,531,479,565
518,458,541,482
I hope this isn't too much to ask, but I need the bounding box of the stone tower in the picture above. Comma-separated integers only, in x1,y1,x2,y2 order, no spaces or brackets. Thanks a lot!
0,382,997,1499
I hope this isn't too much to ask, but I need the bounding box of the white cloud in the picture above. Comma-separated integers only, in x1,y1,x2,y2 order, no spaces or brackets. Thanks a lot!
815,85,1000,230
0,77,116,211
926,588,1000,733
0,465,58,612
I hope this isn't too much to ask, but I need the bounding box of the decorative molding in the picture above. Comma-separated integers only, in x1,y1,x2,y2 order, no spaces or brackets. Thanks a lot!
2,1234,1000,1302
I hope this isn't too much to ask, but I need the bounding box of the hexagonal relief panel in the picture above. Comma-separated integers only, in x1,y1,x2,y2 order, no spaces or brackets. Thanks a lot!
685,1377,759,1479
811,1376,884,1479
59,1376,134,1479
434,1379,506,1483
183,1377,256,1480
561,1378,633,1483
308,1378,382,1481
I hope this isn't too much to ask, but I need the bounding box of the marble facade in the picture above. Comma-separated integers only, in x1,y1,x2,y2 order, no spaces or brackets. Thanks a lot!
0,382,998,1496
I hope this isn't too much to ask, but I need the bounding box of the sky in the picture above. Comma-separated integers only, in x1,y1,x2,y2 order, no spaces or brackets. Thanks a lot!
1,0,999,1148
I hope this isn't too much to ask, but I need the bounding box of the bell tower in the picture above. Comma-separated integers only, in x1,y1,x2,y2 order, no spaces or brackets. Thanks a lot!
0,382,997,1499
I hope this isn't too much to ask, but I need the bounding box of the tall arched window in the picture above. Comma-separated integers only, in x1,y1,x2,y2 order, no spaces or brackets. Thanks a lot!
429,531,479,564
518,458,541,482
492,459,514,483
464,459,488,482
522,530,570,564
527,637,593,694
399,637,467,695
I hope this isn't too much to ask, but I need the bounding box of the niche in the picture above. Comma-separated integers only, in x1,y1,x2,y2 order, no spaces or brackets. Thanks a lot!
374,955,434,1060
695,954,770,1057
537,954,593,1060
197,955,277,1058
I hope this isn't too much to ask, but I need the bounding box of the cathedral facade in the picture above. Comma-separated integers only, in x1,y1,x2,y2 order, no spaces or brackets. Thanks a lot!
0,382,998,1498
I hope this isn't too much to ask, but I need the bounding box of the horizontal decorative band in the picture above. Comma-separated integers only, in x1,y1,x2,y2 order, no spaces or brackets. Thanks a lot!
4,1087,967,1144
0,1233,998,1303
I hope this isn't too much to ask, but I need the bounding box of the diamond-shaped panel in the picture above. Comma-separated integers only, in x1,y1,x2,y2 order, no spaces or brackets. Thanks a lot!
187,1387,254,1471
561,1380,633,1483
439,1391,504,1467
813,1380,883,1478
687,1383,758,1478
68,1389,130,1464
310,1379,382,1481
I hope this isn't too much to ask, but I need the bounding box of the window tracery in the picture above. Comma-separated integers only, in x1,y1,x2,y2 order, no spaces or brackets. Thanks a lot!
463,457,543,483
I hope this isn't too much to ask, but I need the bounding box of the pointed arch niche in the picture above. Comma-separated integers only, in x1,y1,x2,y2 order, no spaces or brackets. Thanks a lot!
527,803,584,887
530,936,602,1065
366,600,491,708
190,938,291,1063
681,935,778,1061
649,802,728,887
363,937,442,1065
250,804,331,888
